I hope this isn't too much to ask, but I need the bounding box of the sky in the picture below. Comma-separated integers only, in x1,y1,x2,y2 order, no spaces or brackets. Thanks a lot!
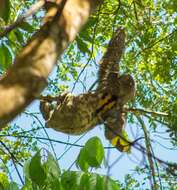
10,62,177,186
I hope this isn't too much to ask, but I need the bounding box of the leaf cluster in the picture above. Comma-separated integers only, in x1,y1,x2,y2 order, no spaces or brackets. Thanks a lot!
0,141,120,190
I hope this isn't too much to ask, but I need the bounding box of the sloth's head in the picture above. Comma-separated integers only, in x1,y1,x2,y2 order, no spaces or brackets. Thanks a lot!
117,74,136,103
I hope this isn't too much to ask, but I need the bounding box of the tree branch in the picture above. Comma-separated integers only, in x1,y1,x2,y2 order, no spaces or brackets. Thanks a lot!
0,0,102,128
0,0,45,38
125,107,168,117
136,116,158,190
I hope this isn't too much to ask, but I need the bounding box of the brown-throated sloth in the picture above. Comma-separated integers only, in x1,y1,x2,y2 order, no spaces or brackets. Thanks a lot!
40,28,136,142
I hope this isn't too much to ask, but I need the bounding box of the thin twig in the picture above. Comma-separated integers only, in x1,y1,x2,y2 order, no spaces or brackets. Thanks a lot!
0,133,115,150
57,133,87,160
105,123,176,172
109,153,124,168
136,116,157,190
0,133,176,172
125,107,168,117
150,145,163,190
0,141,24,185
24,111,57,160
71,3,102,92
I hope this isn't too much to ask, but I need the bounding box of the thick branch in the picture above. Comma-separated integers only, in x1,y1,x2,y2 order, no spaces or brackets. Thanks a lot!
0,0,102,128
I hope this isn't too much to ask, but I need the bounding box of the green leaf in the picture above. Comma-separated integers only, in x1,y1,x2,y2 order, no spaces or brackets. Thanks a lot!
61,171,82,190
84,137,104,167
96,175,106,190
0,172,9,189
47,177,62,190
23,159,31,182
76,148,89,172
5,182,19,190
76,37,90,54
76,137,104,170
21,180,33,190
0,45,5,71
14,29,24,44
3,43,13,69
19,21,34,33
108,178,121,190
79,173,97,190
29,151,47,186
0,0,11,23
96,176,120,190
0,43,13,70
79,31,92,43
43,152,61,177
0,183,4,190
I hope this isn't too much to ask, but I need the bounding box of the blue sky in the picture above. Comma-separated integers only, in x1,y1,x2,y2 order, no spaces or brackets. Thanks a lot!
10,62,177,186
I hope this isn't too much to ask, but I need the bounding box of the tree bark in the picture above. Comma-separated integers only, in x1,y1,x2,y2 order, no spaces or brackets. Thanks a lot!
0,0,102,128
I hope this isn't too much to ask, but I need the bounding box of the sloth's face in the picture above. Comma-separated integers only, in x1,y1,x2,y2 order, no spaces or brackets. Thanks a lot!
117,74,136,103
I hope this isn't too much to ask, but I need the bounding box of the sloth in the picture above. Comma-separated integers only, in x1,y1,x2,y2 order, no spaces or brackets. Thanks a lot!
40,28,136,152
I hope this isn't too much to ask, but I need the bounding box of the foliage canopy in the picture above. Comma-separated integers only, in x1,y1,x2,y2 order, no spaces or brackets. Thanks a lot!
0,0,176,189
